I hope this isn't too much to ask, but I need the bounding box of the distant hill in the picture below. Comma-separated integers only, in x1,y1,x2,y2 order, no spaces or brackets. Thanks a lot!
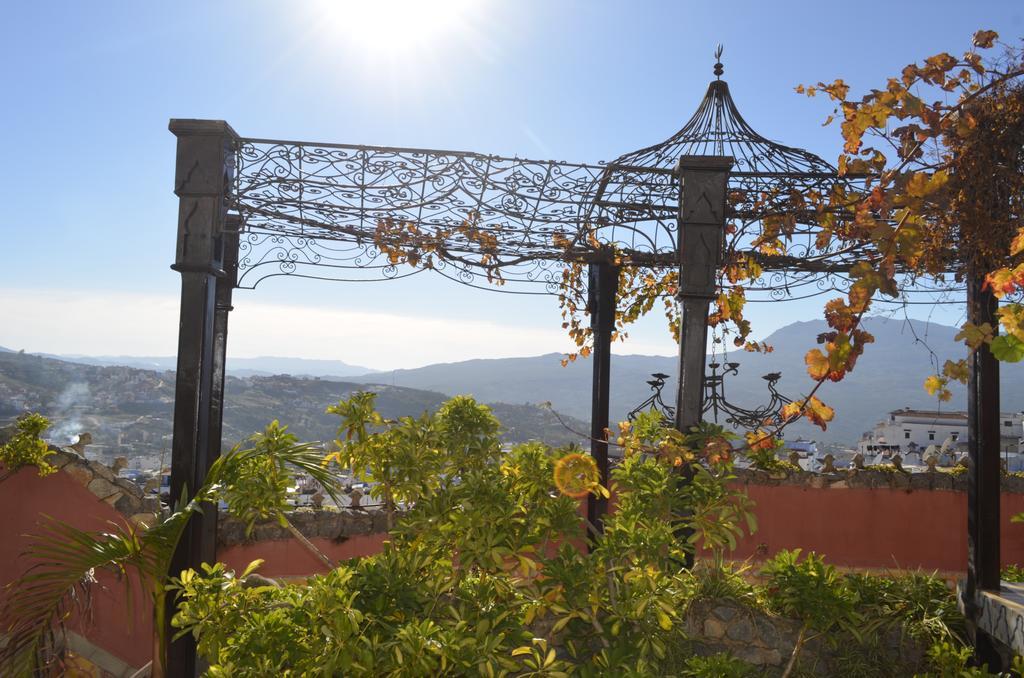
32,354,380,378
6,317,1024,448
0,352,586,459
347,317,1024,445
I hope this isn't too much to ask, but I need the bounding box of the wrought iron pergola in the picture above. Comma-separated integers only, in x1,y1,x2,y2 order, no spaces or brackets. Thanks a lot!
164,54,1004,671
627,364,794,431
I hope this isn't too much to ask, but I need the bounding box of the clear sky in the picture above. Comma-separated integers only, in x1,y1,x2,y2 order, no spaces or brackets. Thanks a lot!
1,1,1021,370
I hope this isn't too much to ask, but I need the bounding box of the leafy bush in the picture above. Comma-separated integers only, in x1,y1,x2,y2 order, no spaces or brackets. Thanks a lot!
168,394,759,675
1001,564,1024,583
681,652,754,677
220,421,304,535
5,393,1012,675
844,571,966,647
680,558,761,612
0,413,55,479
762,549,854,632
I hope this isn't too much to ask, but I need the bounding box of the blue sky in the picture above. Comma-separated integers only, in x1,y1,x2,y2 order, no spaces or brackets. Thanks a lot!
1,1,1021,369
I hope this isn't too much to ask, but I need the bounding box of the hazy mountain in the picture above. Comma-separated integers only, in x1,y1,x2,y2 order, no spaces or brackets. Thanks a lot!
30,354,379,378
348,317,1024,445
0,352,586,457
6,317,1024,448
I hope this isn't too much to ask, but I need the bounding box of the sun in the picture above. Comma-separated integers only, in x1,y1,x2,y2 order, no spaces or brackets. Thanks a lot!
314,0,481,60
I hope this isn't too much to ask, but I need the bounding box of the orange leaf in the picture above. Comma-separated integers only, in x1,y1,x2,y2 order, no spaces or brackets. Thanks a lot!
804,396,835,430
973,30,998,49
781,402,802,422
1010,228,1024,257
805,349,830,380
956,322,994,350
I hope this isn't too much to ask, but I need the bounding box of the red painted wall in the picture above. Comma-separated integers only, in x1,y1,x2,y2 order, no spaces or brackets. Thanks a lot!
0,467,154,670
730,484,1024,573
6,465,1024,669
219,533,388,577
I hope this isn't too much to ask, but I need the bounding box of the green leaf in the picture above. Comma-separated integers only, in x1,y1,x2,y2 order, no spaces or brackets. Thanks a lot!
239,559,265,578
991,335,1024,362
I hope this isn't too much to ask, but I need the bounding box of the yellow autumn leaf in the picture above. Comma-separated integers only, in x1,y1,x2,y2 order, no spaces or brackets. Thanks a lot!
805,348,830,380
998,305,1024,341
1011,228,1024,257
781,401,803,421
923,375,946,396
942,359,970,383
955,322,994,350
806,396,834,424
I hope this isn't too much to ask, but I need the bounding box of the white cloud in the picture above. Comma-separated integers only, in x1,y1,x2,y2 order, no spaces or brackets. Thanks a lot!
0,288,180,357
0,287,672,369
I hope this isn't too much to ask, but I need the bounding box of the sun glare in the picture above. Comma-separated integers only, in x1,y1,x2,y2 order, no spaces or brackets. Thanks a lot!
316,0,481,60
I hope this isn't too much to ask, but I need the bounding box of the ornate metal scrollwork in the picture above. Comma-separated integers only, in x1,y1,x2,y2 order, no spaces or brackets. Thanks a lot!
702,363,793,429
627,364,794,430
626,373,676,423
224,51,967,303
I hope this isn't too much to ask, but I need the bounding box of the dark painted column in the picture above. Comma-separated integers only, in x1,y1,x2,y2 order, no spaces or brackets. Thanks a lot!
587,259,618,538
964,269,1003,668
166,119,238,676
207,214,239,492
674,155,732,567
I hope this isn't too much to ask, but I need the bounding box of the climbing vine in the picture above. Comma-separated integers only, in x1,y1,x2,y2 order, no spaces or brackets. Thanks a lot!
557,31,1024,434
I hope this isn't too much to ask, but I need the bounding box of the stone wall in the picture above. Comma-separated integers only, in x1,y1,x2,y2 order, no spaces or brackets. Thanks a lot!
214,464,1024,552
47,446,162,526
1,422,160,526
731,465,1024,493
685,599,926,674
218,506,390,547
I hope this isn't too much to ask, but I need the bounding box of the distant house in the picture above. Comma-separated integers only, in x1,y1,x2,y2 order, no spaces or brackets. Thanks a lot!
858,408,1024,463
783,438,818,471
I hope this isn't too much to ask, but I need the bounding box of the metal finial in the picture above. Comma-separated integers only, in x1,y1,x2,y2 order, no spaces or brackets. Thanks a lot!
713,44,724,79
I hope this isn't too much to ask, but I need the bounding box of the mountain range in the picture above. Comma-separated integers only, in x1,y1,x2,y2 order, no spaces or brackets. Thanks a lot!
4,316,1023,447
8,353,379,378
0,352,587,458
344,317,1024,444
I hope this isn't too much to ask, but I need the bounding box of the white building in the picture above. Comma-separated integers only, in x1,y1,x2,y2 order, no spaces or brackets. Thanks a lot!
859,408,1024,463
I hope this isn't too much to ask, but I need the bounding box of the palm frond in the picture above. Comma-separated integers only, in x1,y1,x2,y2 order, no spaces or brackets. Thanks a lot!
0,428,343,675
207,439,345,507
0,516,152,674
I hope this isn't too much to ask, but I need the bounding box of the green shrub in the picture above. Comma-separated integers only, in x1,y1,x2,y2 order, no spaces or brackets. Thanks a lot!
1001,564,1024,583
761,549,854,632
844,571,966,646
171,395,760,675
682,652,754,677
0,413,55,479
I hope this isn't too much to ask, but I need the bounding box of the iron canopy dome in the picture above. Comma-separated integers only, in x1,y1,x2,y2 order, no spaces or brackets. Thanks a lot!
586,50,839,260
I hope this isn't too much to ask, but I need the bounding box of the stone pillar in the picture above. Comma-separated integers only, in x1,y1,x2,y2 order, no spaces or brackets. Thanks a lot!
673,155,732,568
166,118,238,676
674,156,733,433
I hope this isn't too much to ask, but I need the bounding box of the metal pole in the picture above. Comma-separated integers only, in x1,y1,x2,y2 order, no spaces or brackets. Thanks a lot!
964,269,1003,668
674,155,733,567
202,214,239,552
166,119,238,676
587,259,618,538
